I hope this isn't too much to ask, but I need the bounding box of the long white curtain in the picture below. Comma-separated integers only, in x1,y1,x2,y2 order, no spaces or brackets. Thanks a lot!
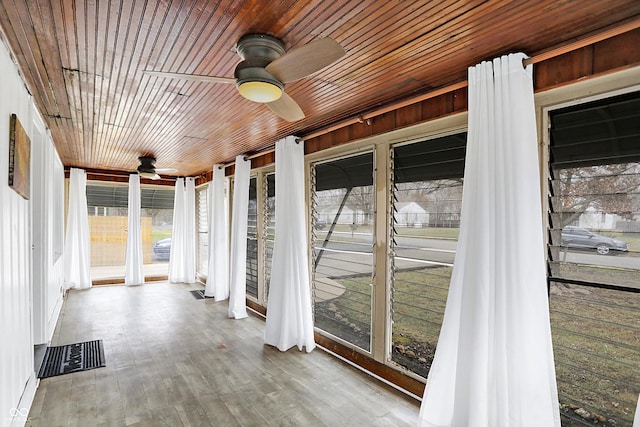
228,155,250,319
205,165,229,300
265,136,315,352
418,53,560,427
63,167,91,289
169,177,196,283
125,174,144,286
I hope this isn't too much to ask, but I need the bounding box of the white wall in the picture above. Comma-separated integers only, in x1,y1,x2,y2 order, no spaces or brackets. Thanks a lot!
0,36,64,427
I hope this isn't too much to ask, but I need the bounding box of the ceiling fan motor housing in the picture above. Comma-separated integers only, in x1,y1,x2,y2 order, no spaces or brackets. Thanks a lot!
137,156,156,174
234,34,286,92
234,58,284,90
236,34,286,61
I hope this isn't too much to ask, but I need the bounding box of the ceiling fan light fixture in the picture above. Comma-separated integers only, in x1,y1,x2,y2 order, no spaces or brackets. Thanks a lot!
138,170,156,179
237,80,283,103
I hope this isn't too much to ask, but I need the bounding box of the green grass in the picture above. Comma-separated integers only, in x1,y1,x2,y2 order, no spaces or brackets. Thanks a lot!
315,265,639,426
395,227,460,240
151,229,172,243
391,268,450,343
550,284,640,425
316,224,460,240
314,275,372,351
600,231,640,253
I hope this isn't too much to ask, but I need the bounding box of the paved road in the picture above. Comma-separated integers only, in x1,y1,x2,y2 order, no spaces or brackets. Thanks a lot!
315,231,639,276
560,250,640,270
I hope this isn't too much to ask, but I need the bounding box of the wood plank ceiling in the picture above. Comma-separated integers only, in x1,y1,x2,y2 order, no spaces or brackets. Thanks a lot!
1,0,639,178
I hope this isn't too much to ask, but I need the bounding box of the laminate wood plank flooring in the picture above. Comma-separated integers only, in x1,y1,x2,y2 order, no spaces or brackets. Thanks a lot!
27,282,419,426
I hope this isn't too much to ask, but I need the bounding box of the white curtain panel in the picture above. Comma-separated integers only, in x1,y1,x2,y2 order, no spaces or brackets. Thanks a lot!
228,155,250,319
184,177,196,280
205,165,229,300
125,174,144,286
265,136,316,352
418,53,560,427
169,177,196,283
169,177,185,282
63,167,91,289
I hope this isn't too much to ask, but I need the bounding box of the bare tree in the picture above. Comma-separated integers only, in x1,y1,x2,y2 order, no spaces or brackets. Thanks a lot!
555,163,640,227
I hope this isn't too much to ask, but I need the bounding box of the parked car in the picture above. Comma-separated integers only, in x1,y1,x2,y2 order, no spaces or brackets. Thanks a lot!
153,237,171,261
561,226,628,255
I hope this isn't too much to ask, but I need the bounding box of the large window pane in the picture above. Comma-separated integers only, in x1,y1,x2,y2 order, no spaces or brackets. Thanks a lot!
87,184,128,280
196,186,208,277
390,133,465,377
550,282,639,426
312,152,374,352
142,187,174,277
246,177,259,299
88,206,129,280
86,183,174,281
263,173,275,303
548,91,640,426
549,91,640,289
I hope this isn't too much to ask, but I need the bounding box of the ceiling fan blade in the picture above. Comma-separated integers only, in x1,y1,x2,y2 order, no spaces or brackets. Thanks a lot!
155,168,178,173
265,38,345,83
266,93,305,122
144,71,235,84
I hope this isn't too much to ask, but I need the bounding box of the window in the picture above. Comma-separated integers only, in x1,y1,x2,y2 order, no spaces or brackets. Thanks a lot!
196,185,208,277
141,187,174,277
86,184,129,280
312,152,374,352
548,91,640,426
548,91,640,288
263,173,276,302
389,133,466,377
86,183,174,281
246,177,259,299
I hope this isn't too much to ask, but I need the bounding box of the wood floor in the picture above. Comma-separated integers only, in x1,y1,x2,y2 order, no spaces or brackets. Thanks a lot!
27,282,419,426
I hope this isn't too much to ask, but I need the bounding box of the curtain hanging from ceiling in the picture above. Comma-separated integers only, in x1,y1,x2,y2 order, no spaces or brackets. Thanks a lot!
205,165,229,300
228,155,250,319
418,53,560,427
265,136,315,352
169,177,196,283
125,174,144,286
63,167,91,290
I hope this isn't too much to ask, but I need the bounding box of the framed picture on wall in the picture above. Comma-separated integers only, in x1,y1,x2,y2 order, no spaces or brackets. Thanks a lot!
8,113,30,200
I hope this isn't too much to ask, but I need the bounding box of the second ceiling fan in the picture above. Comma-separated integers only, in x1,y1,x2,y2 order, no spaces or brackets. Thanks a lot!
145,34,345,122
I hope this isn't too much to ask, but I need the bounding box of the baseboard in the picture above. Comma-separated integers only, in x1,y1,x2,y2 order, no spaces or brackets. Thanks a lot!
10,372,38,427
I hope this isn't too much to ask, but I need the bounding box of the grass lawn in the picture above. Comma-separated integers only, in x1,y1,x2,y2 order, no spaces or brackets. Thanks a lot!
314,274,373,351
395,226,460,240
550,283,639,426
601,231,640,253
315,265,639,426
151,229,172,243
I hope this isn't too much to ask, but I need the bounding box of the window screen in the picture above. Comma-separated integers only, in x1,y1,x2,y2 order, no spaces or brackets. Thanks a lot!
86,184,174,209
312,152,374,352
548,91,640,426
390,133,466,378
246,177,259,299
263,173,276,303
548,91,640,288
196,186,208,276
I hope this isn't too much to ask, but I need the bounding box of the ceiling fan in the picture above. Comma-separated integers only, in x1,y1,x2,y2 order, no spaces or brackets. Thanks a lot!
144,34,345,122
137,156,178,180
